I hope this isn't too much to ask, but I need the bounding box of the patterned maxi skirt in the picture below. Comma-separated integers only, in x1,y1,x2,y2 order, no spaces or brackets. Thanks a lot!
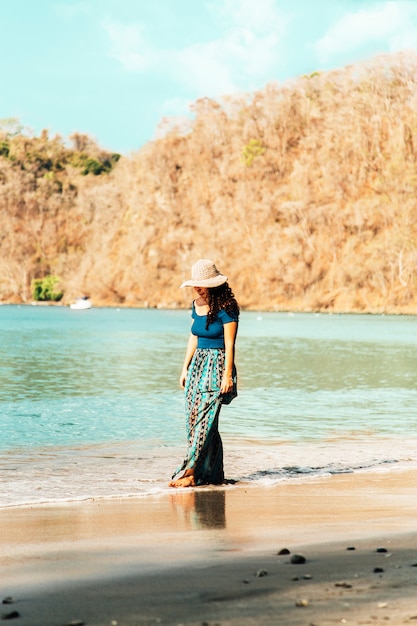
172,348,237,485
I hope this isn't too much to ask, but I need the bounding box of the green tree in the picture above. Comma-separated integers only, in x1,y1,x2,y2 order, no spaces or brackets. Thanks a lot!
0,141,9,157
31,275,63,302
241,139,265,167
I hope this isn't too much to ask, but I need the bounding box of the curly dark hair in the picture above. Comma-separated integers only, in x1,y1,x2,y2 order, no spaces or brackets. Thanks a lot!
206,283,240,329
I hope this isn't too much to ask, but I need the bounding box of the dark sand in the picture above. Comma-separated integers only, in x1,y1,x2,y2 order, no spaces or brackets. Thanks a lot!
1,468,417,625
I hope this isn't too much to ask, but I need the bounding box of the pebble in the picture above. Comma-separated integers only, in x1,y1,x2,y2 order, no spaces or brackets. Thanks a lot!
291,554,306,564
277,548,291,555
376,547,388,553
295,598,309,607
303,574,313,580
256,569,268,578
1,611,20,621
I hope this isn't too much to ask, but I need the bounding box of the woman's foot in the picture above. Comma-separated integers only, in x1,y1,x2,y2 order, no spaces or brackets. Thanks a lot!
169,474,196,488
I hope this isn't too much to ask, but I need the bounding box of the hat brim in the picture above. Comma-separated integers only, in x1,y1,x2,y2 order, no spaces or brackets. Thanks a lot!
180,274,227,288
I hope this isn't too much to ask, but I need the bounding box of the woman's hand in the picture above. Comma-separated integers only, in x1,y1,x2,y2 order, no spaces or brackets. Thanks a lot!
179,368,188,389
220,373,234,394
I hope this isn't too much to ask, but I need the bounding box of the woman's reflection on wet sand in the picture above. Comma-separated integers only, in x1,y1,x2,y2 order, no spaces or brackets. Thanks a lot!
170,488,226,530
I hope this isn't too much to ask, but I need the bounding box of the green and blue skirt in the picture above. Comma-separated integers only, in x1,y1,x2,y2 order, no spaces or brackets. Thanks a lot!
172,348,237,485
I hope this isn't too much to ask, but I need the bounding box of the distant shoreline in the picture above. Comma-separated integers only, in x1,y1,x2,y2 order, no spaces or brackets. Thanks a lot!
3,300,417,316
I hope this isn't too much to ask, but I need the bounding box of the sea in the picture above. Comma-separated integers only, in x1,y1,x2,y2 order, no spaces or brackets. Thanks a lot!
1,304,417,508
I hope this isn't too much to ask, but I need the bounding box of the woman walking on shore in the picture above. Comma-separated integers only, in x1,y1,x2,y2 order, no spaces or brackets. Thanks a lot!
169,259,239,488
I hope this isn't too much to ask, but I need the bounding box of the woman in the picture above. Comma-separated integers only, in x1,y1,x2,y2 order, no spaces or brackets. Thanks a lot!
169,259,239,488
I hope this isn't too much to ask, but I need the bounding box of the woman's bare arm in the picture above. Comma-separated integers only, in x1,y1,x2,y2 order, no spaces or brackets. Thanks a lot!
221,321,237,393
179,333,198,388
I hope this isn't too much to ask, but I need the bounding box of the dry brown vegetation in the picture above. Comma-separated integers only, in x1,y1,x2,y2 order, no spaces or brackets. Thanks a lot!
1,51,417,312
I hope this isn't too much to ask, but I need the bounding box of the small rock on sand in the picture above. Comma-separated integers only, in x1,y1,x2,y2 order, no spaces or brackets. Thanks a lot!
256,569,268,577
1,611,20,621
291,554,306,564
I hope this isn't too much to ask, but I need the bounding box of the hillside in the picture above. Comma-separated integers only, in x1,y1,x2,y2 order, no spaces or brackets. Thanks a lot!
1,51,417,313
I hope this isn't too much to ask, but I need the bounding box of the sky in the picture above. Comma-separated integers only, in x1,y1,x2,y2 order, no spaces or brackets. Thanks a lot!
1,0,416,154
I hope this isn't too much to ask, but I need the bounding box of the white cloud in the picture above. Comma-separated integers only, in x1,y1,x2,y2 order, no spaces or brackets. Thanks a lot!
315,1,417,63
198,0,289,89
176,40,237,95
218,0,285,34
103,0,290,94
104,21,153,72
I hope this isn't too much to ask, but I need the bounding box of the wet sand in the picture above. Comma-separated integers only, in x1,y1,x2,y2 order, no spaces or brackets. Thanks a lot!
1,468,417,625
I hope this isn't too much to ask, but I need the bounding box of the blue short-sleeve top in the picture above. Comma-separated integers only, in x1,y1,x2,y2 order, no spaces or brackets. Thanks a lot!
191,301,238,349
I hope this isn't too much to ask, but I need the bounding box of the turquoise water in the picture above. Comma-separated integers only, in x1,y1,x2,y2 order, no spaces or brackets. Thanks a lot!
1,305,417,507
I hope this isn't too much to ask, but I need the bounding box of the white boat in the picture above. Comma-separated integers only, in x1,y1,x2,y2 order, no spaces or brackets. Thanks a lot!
70,297,92,310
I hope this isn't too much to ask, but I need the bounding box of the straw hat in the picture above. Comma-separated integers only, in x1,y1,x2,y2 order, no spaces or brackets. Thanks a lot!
180,259,227,288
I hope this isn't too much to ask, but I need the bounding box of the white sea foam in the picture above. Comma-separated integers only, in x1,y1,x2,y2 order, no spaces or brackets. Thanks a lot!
2,434,417,509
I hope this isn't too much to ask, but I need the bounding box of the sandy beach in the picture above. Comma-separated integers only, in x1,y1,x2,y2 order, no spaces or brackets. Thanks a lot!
1,468,417,625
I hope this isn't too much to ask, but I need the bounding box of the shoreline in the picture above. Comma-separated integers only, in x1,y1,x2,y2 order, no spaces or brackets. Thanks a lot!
2,468,417,625
2,301,417,316
2,442,417,510
1,453,417,508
